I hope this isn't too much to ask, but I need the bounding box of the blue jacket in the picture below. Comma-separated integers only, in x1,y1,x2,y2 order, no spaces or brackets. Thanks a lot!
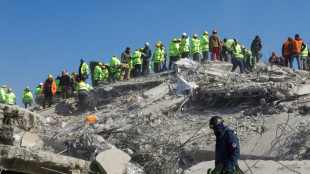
215,125,240,172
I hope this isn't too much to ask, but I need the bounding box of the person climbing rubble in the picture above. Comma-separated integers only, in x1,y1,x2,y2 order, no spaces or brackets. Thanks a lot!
109,55,121,83
79,58,89,81
22,86,33,108
120,47,132,80
5,88,16,105
241,45,248,71
180,33,190,58
221,38,234,62
251,35,262,64
94,62,104,86
190,34,201,62
200,31,209,62
231,39,244,74
268,52,279,65
59,70,71,99
0,85,6,104
208,116,241,174
245,51,254,72
76,80,93,112
42,74,57,109
282,37,292,67
142,42,152,76
209,30,221,61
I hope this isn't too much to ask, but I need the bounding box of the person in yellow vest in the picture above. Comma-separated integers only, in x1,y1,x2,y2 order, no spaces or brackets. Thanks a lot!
300,44,309,70
231,39,244,74
152,43,162,73
93,62,104,86
161,45,167,71
35,83,43,105
0,85,6,104
101,65,109,82
190,34,201,62
22,86,33,108
5,88,16,105
76,80,93,112
79,58,89,81
132,48,143,77
200,31,209,63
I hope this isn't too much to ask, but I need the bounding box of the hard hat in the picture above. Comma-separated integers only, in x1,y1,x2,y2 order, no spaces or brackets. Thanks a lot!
161,46,165,50
234,39,238,43
81,58,86,62
85,116,96,124
26,86,29,90
247,51,252,55
209,116,223,130
145,42,149,47
173,38,177,42
157,41,161,44
2,85,6,88
140,47,144,51
98,62,102,66
39,83,43,86
193,34,198,38
272,51,276,55
156,43,161,47
203,31,208,35
48,74,53,79
177,38,181,42
212,30,217,34
182,32,187,36
72,72,77,75
8,88,12,92
241,45,245,49
101,65,106,69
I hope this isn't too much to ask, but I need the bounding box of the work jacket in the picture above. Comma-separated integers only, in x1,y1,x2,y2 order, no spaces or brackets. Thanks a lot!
35,87,42,96
200,35,209,52
209,34,221,50
301,44,308,57
5,92,16,105
55,78,61,92
94,65,104,81
102,69,109,81
121,51,132,63
132,50,142,65
233,44,244,59
282,41,291,56
180,37,190,53
168,42,179,57
76,82,93,92
142,47,152,61
190,38,201,55
0,88,6,102
59,75,71,87
223,39,234,49
110,56,121,73
152,48,162,63
80,62,89,75
22,90,33,104
42,79,57,96
291,39,303,53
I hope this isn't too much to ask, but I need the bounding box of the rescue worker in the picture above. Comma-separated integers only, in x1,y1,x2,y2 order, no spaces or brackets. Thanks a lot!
55,75,61,94
221,38,234,62
0,85,6,104
300,43,309,70
22,86,33,108
132,48,142,77
42,75,57,109
76,80,93,112
5,88,16,105
245,51,254,72
35,83,43,105
241,45,247,70
70,72,79,91
282,37,292,67
200,31,209,62
161,45,168,71
94,62,104,86
152,43,162,73
290,34,306,70
208,116,240,174
168,38,179,70
268,52,279,65
142,42,152,76
231,40,244,74
190,34,201,62
251,35,263,63
109,55,121,83
59,70,71,99
120,47,132,80
101,65,109,81
180,33,190,58
209,30,221,61
79,58,89,81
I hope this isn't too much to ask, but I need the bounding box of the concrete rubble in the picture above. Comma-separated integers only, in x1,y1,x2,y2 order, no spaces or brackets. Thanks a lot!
0,59,310,173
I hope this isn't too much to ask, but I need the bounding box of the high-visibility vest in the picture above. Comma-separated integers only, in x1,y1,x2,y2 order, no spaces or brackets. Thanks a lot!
76,82,93,91
132,51,142,65
291,39,303,53
94,65,103,80
301,44,308,57
200,35,209,52
190,38,201,55
180,37,190,52
168,42,179,56
233,44,244,59
152,48,162,63
80,62,89,75
283,41,291,56
22,91,33,104
35,87,42,96
0,88,6,102
223,39,234,49
5,92,16,105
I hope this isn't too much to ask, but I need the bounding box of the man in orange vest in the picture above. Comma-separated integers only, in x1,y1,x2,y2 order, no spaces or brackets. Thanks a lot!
42,74,57,108
282,37,292,67
290,34,306,69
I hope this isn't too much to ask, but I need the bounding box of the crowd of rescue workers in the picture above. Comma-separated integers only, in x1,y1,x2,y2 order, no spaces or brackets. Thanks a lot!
0,30,309,111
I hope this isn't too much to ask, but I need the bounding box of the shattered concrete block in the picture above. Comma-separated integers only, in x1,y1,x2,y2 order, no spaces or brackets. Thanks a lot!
294,84,310,96
96,148,131,174
21,132,40,149
269,76,285,82
143,83,171,102
259,75,269,82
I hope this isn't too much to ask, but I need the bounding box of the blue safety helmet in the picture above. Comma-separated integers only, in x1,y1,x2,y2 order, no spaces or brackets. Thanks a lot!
81,58,86,62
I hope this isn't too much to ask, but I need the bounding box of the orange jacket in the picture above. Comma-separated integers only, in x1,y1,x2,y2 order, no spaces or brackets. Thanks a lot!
291,39,303,53
282,41,291,56
42,79,57,96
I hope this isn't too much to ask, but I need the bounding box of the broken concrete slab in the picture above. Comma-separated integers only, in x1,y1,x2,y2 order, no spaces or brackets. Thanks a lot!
142,83,172,102
259,75,269,82
96,148,131,174
21,132,40,149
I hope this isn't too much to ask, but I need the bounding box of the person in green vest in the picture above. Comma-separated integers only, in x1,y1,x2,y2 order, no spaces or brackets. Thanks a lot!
161,45,167,71
34,83,43,105
22,86,33,108
168,38,179,70
300,44,309,70
5,88,16,105
231,39,244,74
55,75,61,94
221,38,234,62
109,55,121,83
79,58,89,81
241,45,248,71
94,62,104,86
132,48,142,77
190,34,201,62
200,31,209,63
180,33,190,58
76,80,93,112
152,43,162,73
245,51,254,72
0,85,6,104
101,65,109,81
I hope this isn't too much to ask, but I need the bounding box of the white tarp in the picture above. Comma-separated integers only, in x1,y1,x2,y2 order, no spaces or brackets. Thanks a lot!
174,58,197,69
176,75,198,94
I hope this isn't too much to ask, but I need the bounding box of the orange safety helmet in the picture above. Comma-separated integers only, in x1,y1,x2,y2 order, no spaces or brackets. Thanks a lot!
85,116,96,124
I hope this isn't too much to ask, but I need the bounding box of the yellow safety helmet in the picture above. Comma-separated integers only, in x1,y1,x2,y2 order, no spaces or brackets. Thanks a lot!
241,45,245,49
48,74,53,79
140,47,143,51
156,43,161,47
101,65,106,69
203,31,208,35
8,88,12,92
157,41,161,44
234,39,238,43
177,38,181,42
2,85,6,88
98,62,103,66
247,51,252,55
72,72,77,75
26,86,29,90
193,34,198,38
173,38,177,42
161,46,165,50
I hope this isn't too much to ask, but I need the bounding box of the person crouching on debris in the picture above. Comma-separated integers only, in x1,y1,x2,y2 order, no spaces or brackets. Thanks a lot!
76,80,93,112
207,116,241,174
42,75,57,109
268,52,279,65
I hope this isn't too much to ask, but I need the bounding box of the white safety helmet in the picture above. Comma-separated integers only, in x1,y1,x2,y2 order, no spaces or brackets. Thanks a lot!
39,83,43,86
182,32,187,36
145,42,149,47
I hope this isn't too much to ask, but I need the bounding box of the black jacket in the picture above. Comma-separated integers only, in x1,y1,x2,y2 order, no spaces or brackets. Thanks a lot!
251,38,262,53
142,47,152,61
59,75,70,86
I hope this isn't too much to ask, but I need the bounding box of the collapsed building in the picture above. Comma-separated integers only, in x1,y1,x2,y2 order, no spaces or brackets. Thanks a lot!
0,59,310,173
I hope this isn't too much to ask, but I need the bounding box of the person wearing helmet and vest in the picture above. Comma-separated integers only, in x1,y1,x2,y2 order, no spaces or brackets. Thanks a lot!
221,38,234,62
110,55,121,83
5,88,16,105
300,43,309,70
200,31,209,63
132,48,143,77
42,74,57,108
0,85,6,104
180,33,190,58
101,65,109,81
290,34,306,70
152,43,162,73
190,34,201,62
168,38,179,70
245,51,254,72
59,70,70,99
76,80,93,112
55,75,61,94
35,83,43,105
142,42,152,76
282,37,292,67
161,45,168,71
251,35,263,64
22,86,33,108
240,45,248,71
120,47,132,80
94,62,104,86
79,58,89,81
209,30,221,61
207,116,241,174
231,39,244,74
